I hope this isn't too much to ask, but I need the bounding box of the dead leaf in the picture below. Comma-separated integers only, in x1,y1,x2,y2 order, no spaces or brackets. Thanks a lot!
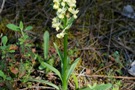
10,67,19,75
86,68,91,75
32,48,36,53
108,55,115,62
9,44,18,50
46,72,56,81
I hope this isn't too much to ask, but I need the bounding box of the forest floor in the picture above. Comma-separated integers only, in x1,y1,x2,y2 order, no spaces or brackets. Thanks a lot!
0,0,135,90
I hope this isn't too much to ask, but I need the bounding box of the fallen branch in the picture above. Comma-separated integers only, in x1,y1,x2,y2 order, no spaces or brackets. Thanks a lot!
78,74,135,80
0,0,6,14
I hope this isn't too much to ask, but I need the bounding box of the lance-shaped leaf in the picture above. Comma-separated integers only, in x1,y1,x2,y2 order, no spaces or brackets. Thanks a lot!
54,43,64,68
43,31,49,60
2,36,8,46
25,26,33,31
66,58,80,80
19,21,24,30
6,24,20,31
41,62,62,80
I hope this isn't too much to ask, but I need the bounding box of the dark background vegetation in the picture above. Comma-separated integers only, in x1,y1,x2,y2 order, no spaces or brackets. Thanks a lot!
0,0,135,89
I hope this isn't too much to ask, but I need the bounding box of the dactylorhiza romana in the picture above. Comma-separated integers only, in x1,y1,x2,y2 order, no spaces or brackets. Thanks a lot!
52,0,79,38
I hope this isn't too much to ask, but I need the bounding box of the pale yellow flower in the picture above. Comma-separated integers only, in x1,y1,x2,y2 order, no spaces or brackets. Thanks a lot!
56,27,60,31
58,8,62,13
52,17,61,31
52,22,61,31
53,0,59,2
58,13,64,19
73,9,79,15
73,14,77,19
52,0,79,38
53,2,60,9
68,8,79,15
56,32,65,38
66,0,76,7
61,2,66,7
52,17,57,22
52,22,60,28
68,7,73,13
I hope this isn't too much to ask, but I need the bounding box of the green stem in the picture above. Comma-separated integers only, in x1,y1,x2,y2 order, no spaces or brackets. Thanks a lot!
64,34,68,71
21,29,24,37
62,34,68,90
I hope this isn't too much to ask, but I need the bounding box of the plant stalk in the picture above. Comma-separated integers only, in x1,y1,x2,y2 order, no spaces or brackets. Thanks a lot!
62,34,68,90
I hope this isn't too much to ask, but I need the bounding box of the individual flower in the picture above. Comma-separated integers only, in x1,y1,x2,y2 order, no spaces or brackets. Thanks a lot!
73,14,77,19
68,8,79,19
53,3,60,9
61,1,66,7
58,8,62,13
52,17,61,31
66,0,76,7
52,22,60,31
53,0,60,9
56,32,66,38
68,7,73,13
58,13,64,19
68,8,79,15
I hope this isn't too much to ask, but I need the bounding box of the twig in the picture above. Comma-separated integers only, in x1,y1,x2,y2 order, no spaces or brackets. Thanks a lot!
0,0,6,14
19,86,55,90
94,63,113,74
113,39,135,55
77,74,135,80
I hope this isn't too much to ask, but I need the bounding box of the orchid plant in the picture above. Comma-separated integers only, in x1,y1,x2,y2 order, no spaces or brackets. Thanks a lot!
52,0,79,89
40,0,80,90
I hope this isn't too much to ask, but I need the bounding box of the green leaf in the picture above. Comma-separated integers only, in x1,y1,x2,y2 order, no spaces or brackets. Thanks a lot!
72,74,78,89
66,58,80,80
41,62,62,80
54,43,63,62
112,51,123,67
25,26,33,31
19,21,24,30
6,76,12,80
39,64,45,70
46,58,55,72
54,43,64,69
43,31,49,60
80,83,112,90
79,87,91,90
2,36,8,46
66,17,74,29
94,83,112,90
6,24,20,31
28,78,59,90
0,70,6,80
